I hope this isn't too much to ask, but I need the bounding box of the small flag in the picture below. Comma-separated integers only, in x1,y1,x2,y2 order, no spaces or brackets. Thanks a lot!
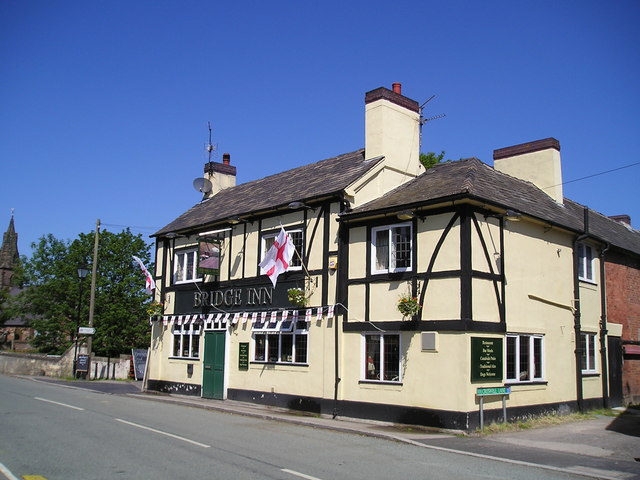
251,312,258,324
282,310,289,321
327,305,335,319
132,256,156,293
232,313,240,324
305,309,312,322
242,312,249,324
258,227,296,287
316,307,323,322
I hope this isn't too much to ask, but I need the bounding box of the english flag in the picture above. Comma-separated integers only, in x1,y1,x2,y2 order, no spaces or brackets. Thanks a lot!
259,227,295,287
132,255,156,293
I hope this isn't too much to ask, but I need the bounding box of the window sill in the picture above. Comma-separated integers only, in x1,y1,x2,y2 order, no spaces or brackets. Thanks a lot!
250,361,309,367
359,380,403,386
169,356,200,361
505,380,548,386
582,372,599,377
578,278,597,286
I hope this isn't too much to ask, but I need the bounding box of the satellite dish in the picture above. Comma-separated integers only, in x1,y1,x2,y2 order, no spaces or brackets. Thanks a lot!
193,177,213,194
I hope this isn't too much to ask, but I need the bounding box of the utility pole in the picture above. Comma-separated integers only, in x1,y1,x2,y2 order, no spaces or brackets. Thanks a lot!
86,219,100,379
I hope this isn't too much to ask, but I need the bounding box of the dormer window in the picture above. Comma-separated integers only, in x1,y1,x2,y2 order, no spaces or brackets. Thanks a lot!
371,223,412,274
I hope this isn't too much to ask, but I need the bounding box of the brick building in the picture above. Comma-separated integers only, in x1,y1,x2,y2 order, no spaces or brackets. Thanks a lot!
604,239,640,405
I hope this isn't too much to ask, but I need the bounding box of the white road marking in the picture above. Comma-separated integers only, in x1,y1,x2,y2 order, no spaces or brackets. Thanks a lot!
281,468,323,480
0,461,21,480
114,418,210,448
34,397,84,411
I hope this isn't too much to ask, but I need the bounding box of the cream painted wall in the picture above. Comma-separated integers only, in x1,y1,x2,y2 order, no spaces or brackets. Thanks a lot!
472,279,501,322
348,226,368,279
370,281,407,321
422,278,460,320
418,214,460,272
226,320,334,400
502,222,574,328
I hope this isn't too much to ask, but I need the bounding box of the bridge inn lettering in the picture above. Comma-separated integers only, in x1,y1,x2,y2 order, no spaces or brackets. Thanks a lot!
193,287,273,308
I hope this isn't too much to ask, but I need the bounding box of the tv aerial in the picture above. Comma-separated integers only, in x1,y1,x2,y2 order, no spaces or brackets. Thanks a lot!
418,95,446,151
205,121,217,162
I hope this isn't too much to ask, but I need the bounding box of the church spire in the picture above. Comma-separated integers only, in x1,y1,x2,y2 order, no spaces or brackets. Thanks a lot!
0,212,20,288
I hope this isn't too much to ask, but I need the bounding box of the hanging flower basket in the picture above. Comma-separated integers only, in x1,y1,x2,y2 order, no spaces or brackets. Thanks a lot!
288,288,308,307
146,301,164,319
397,296,420,318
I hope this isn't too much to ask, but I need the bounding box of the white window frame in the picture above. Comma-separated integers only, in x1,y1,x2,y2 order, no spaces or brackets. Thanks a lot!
577,243,596,283
261,229,303,271
173,248,201,284
581,332,598,373
506,334,544,383
252,320,309,364
371,223,413,274
171,323,201,359
362,333,402,383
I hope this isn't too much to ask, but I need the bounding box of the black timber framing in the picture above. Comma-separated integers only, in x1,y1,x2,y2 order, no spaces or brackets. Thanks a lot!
341,205,506,333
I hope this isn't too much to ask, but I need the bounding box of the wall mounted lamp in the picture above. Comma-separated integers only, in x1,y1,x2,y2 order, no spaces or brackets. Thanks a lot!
397,210,424,221
228,216,247,225
484,210,523,222
163,232,185,239
288,201,311,210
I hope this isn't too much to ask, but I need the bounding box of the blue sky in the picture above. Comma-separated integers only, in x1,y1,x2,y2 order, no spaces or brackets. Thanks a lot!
2,0,639,256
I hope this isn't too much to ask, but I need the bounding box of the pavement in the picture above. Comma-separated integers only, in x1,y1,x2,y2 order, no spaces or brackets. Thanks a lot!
27,377,640,480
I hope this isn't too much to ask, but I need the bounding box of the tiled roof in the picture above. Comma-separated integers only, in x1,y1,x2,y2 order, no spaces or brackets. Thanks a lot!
345,158,640,256
155,149,381,236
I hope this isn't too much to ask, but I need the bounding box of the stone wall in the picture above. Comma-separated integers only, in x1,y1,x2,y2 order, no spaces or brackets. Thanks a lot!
0,347,134,380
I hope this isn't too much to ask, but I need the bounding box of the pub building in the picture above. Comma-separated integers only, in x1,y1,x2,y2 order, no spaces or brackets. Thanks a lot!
146,84,640,429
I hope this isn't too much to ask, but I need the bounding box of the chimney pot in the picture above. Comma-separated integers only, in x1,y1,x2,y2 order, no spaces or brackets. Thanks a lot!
392,83,402,95
222,153,231,165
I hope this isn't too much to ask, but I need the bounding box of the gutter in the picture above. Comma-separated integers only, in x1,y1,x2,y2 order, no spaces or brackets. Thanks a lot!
599,242,610,408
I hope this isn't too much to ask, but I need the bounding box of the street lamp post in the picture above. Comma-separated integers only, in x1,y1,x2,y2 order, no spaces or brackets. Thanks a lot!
72,265,90,378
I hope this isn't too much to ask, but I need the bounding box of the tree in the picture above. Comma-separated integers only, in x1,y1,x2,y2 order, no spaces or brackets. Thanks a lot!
419,151,446,170
13,229,153,355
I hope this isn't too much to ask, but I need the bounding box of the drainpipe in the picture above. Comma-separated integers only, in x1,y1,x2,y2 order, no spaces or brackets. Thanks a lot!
332,200,349,419
599,243,610,408
572,207,589,413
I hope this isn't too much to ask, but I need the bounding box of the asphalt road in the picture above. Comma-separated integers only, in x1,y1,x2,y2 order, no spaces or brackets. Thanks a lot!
0,375,601,480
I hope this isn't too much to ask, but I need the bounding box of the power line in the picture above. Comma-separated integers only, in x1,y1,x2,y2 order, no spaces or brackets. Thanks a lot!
101,223,159,232
544,161,640,189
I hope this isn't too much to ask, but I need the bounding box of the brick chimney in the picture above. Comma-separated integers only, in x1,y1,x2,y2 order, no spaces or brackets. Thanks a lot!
609,215,631,227
493,138,564,204
204,152,236,198
365,83,422,178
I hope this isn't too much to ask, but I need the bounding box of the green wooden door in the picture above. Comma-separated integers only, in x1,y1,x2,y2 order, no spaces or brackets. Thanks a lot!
202,331,225,399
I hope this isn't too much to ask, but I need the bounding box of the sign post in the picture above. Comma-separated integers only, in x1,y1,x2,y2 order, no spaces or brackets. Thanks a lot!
476,386,511,430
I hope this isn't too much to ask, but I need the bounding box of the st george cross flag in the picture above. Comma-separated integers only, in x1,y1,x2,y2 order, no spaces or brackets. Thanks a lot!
259,227,295,287
132,256,156,293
